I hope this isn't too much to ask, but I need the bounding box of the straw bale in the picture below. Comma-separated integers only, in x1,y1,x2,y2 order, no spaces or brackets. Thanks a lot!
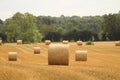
34,47,40,54
62,40,69,44
0,40,2,45
8,52,17,61
75,50,87,61
45,40,51,45
17,40,22,45
77,41,82,46
48,44,69,65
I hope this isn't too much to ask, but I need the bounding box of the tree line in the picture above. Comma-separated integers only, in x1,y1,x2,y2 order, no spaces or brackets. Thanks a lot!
0,11,120,43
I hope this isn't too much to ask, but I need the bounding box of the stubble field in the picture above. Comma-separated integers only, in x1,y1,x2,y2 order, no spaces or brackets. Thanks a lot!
0,42,120,80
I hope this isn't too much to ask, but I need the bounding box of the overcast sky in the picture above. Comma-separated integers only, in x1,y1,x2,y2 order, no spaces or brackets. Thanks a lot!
0,0,120,20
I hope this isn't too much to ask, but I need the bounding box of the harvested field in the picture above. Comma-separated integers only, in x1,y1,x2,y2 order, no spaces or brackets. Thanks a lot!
0,42,120,80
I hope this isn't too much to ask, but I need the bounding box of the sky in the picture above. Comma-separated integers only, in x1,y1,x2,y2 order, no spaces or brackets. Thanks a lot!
0,0,120,20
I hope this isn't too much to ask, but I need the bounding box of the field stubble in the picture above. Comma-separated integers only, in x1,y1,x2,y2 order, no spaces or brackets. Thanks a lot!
0,42,120,80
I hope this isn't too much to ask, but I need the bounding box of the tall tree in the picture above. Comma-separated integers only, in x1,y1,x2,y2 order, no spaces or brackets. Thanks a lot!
3,12,43,43
102,13,120,40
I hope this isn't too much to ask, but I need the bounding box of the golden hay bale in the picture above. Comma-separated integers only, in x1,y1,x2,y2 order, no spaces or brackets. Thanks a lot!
34,47,40,54
75,50,87,61
115,43,120,46
0,40,2,45
8,52,17,61
115,41,120,46
48,44,69,65
77,41,82,46
17,40,22,45
62,40,69,44
45,40,51,45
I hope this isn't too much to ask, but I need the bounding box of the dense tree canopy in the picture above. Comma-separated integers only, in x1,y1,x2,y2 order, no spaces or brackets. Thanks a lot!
1,12,43,43
0,11,120,43
102,13,120,40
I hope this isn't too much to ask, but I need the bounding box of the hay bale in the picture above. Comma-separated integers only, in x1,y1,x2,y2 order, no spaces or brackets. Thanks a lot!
75,50,87,61
45,40,51,45
115,41,120,46
48,44,69,65
8,52,17,61
0,40,2,45
34,47,40,54
17,40,22,45
77,41,82,46
62,40,69,44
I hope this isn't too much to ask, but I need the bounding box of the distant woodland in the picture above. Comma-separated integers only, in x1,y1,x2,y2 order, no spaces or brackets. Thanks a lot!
0,11,120,43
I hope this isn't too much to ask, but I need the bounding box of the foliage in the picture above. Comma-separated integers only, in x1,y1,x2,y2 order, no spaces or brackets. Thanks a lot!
86,41,94,45
63,29,93,41
101,13,120,40
0,11,120,43
2,12,43,43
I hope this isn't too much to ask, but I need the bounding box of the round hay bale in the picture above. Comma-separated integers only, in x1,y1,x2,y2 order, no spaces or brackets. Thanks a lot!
17,40,22,45
115,43,120,46
77,41,82,46
115,41,120,46
34,47,40,54
75,50,87,61
48,44,69,65
45,40,51,45
8,52,17,61
62,40,69,44
0,40,2,45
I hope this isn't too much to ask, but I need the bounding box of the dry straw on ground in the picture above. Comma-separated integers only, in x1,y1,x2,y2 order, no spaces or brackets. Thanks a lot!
8,52,17,61
45,40,51,45
0,40,2,45
17,40,22,45
75,50,87,61
62,40,69,44
48,44,69,65
34,47,40,54
77,41,82,46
